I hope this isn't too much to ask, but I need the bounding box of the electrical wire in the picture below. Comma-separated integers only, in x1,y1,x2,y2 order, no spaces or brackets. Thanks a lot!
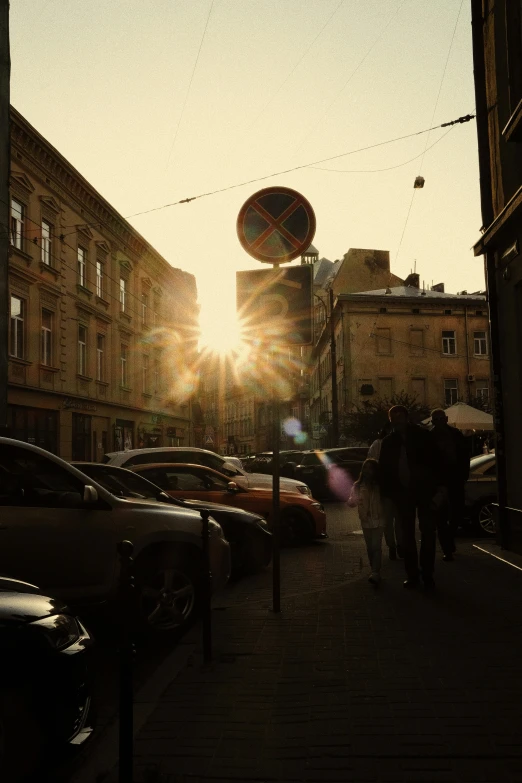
166,0,215,168
310,126,454,173
15,113,475,241
244,0,346,133
418,0,465,176
295,0,407,154
395,0,465,267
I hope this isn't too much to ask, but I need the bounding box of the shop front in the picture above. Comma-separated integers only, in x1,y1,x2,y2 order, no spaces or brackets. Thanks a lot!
7,403,59,454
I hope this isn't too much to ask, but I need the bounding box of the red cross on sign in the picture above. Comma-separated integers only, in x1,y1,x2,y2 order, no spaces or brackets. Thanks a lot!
236,186,316,264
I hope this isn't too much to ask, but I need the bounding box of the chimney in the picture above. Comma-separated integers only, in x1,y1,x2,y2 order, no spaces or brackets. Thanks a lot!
404,273,420,288
431,283,445,293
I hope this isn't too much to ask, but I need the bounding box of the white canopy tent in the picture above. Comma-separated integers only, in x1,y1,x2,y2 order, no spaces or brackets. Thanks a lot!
423,402,494,431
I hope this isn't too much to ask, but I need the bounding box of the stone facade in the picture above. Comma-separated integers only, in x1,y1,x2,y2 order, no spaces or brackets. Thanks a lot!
8,108,197,460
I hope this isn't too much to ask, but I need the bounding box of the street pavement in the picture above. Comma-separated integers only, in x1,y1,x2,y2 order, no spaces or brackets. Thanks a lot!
101,503,522,782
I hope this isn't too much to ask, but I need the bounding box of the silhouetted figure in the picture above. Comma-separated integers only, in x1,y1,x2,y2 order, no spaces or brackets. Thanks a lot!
430,408,471,555
348,458,385,585
369,426,403,560
379,405,443,589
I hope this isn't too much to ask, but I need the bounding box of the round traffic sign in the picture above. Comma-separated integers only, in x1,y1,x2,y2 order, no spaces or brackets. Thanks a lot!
236,186,316,264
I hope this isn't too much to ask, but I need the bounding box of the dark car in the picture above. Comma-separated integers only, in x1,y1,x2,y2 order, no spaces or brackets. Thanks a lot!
247,447,368,499
72,462,272,574
464,453,497,535
0,576,94,781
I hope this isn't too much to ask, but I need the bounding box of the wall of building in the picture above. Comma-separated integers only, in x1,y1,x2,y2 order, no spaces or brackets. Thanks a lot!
8,108,197,459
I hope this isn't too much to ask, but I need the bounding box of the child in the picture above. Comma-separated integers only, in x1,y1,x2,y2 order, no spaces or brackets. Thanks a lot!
348,458,385,585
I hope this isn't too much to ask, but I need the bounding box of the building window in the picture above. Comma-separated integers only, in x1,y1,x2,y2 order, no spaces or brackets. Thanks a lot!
444,309,452,315
376,327,391,355
121,344,128,387
412,378,426,404
10,199,24,250
78,246,87,287
41,309,53,366
78,324,87,375
154,350,160,394
120,278,127,313
9,295,25,358
379,307,387,314
141,293,148,326
476,381,489,402
473,330,488,356
96,261,104,298
142,354,149,393
409,329,424,356
41,219,52,265
96,334,105,382
444,379,458,405
442,330,456,355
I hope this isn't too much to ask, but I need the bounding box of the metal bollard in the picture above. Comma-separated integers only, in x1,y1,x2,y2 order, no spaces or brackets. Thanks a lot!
200,510,213,664
117,539,135,783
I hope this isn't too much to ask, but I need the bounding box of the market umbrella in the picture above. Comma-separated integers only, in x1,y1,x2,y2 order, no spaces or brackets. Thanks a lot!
423,402,494,431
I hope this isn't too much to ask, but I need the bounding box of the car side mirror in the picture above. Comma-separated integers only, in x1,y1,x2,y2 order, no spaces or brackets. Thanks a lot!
227,481,239,493
83,485,99,506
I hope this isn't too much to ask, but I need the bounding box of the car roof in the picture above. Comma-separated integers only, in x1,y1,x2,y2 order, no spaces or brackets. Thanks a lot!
104,446,221,459
131,462,230,477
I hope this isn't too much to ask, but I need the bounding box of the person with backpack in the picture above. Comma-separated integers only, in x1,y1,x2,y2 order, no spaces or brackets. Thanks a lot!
348,458,385,585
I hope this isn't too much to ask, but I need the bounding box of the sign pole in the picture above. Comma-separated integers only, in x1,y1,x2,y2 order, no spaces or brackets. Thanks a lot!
272,348,281,614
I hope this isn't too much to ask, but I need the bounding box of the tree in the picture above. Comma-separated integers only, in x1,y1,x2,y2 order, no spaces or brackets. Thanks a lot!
341,391,430,446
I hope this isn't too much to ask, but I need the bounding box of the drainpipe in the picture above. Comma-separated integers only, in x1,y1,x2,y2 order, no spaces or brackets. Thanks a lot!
464,306,471,402
329,288,339,447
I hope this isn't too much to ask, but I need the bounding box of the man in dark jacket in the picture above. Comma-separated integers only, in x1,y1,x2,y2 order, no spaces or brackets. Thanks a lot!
430,409,471,553
379,405,443,589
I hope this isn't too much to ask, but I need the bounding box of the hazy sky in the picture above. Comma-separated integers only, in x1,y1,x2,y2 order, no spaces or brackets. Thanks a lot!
10,0,482,346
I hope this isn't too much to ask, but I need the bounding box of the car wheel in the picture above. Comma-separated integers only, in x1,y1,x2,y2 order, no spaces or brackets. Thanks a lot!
281,508,315,543
477,500,497,536
134,549,202,635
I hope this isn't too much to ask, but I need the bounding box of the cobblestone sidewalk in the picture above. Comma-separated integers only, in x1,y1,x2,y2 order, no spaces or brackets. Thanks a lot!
110,507,522,783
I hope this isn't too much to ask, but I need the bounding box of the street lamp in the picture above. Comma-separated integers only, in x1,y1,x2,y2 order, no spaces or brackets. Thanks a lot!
314,289,339,448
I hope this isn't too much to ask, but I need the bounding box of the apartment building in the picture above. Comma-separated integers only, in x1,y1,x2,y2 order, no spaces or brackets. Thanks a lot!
8,108,197,460
311,281,490,445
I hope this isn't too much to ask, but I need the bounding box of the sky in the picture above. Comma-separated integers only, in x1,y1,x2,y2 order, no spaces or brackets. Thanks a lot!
10,0,482,350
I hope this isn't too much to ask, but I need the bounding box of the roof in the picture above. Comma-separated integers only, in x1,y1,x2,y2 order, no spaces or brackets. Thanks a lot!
339,285,487,303
302,244,319,255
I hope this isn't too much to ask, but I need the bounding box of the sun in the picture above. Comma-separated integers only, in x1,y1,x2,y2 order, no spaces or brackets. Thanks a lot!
199,301,246,356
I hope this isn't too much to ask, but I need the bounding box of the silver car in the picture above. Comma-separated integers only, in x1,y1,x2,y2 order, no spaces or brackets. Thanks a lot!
0,438,231,634
465,454,497,535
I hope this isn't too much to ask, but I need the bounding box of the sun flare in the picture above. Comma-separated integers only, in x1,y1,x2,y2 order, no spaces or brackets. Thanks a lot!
199,303,245,356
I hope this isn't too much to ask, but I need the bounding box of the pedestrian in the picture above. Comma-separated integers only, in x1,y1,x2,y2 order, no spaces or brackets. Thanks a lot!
368,426,403,560
379,405,444,590
430,408,471,555
348,458,385,585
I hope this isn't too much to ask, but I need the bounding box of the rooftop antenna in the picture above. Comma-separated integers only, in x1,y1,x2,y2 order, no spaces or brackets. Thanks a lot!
414,259,417,274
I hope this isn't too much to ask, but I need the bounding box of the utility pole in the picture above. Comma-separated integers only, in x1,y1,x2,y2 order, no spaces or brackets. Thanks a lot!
329,287,339,447
0,0,9,433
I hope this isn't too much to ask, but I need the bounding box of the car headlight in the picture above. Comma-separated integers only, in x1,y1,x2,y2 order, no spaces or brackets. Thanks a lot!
297,485,312,496
311,502,324,510
256,518,268,528
30,614,81,651
208,518,225,539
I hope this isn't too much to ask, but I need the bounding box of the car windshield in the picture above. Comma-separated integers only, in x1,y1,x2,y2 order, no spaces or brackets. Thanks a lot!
77,465,163,500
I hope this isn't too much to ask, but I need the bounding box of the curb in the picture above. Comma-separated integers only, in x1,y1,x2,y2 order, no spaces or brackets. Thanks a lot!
70,638,197,783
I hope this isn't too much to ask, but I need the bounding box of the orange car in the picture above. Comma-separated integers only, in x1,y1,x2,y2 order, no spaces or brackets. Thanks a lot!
131,463,327,541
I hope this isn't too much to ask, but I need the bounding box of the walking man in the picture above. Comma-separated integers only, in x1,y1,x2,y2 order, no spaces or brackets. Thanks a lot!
369,426,403,560
430,408,471,554
379,405,443,589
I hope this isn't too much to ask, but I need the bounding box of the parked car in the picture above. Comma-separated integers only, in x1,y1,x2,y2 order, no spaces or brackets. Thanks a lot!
72,462,272,574
130,463,327,541
464,453,497,535
103,447,313,496
0,575,93,781
0,438,231,634
246,447,369,499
